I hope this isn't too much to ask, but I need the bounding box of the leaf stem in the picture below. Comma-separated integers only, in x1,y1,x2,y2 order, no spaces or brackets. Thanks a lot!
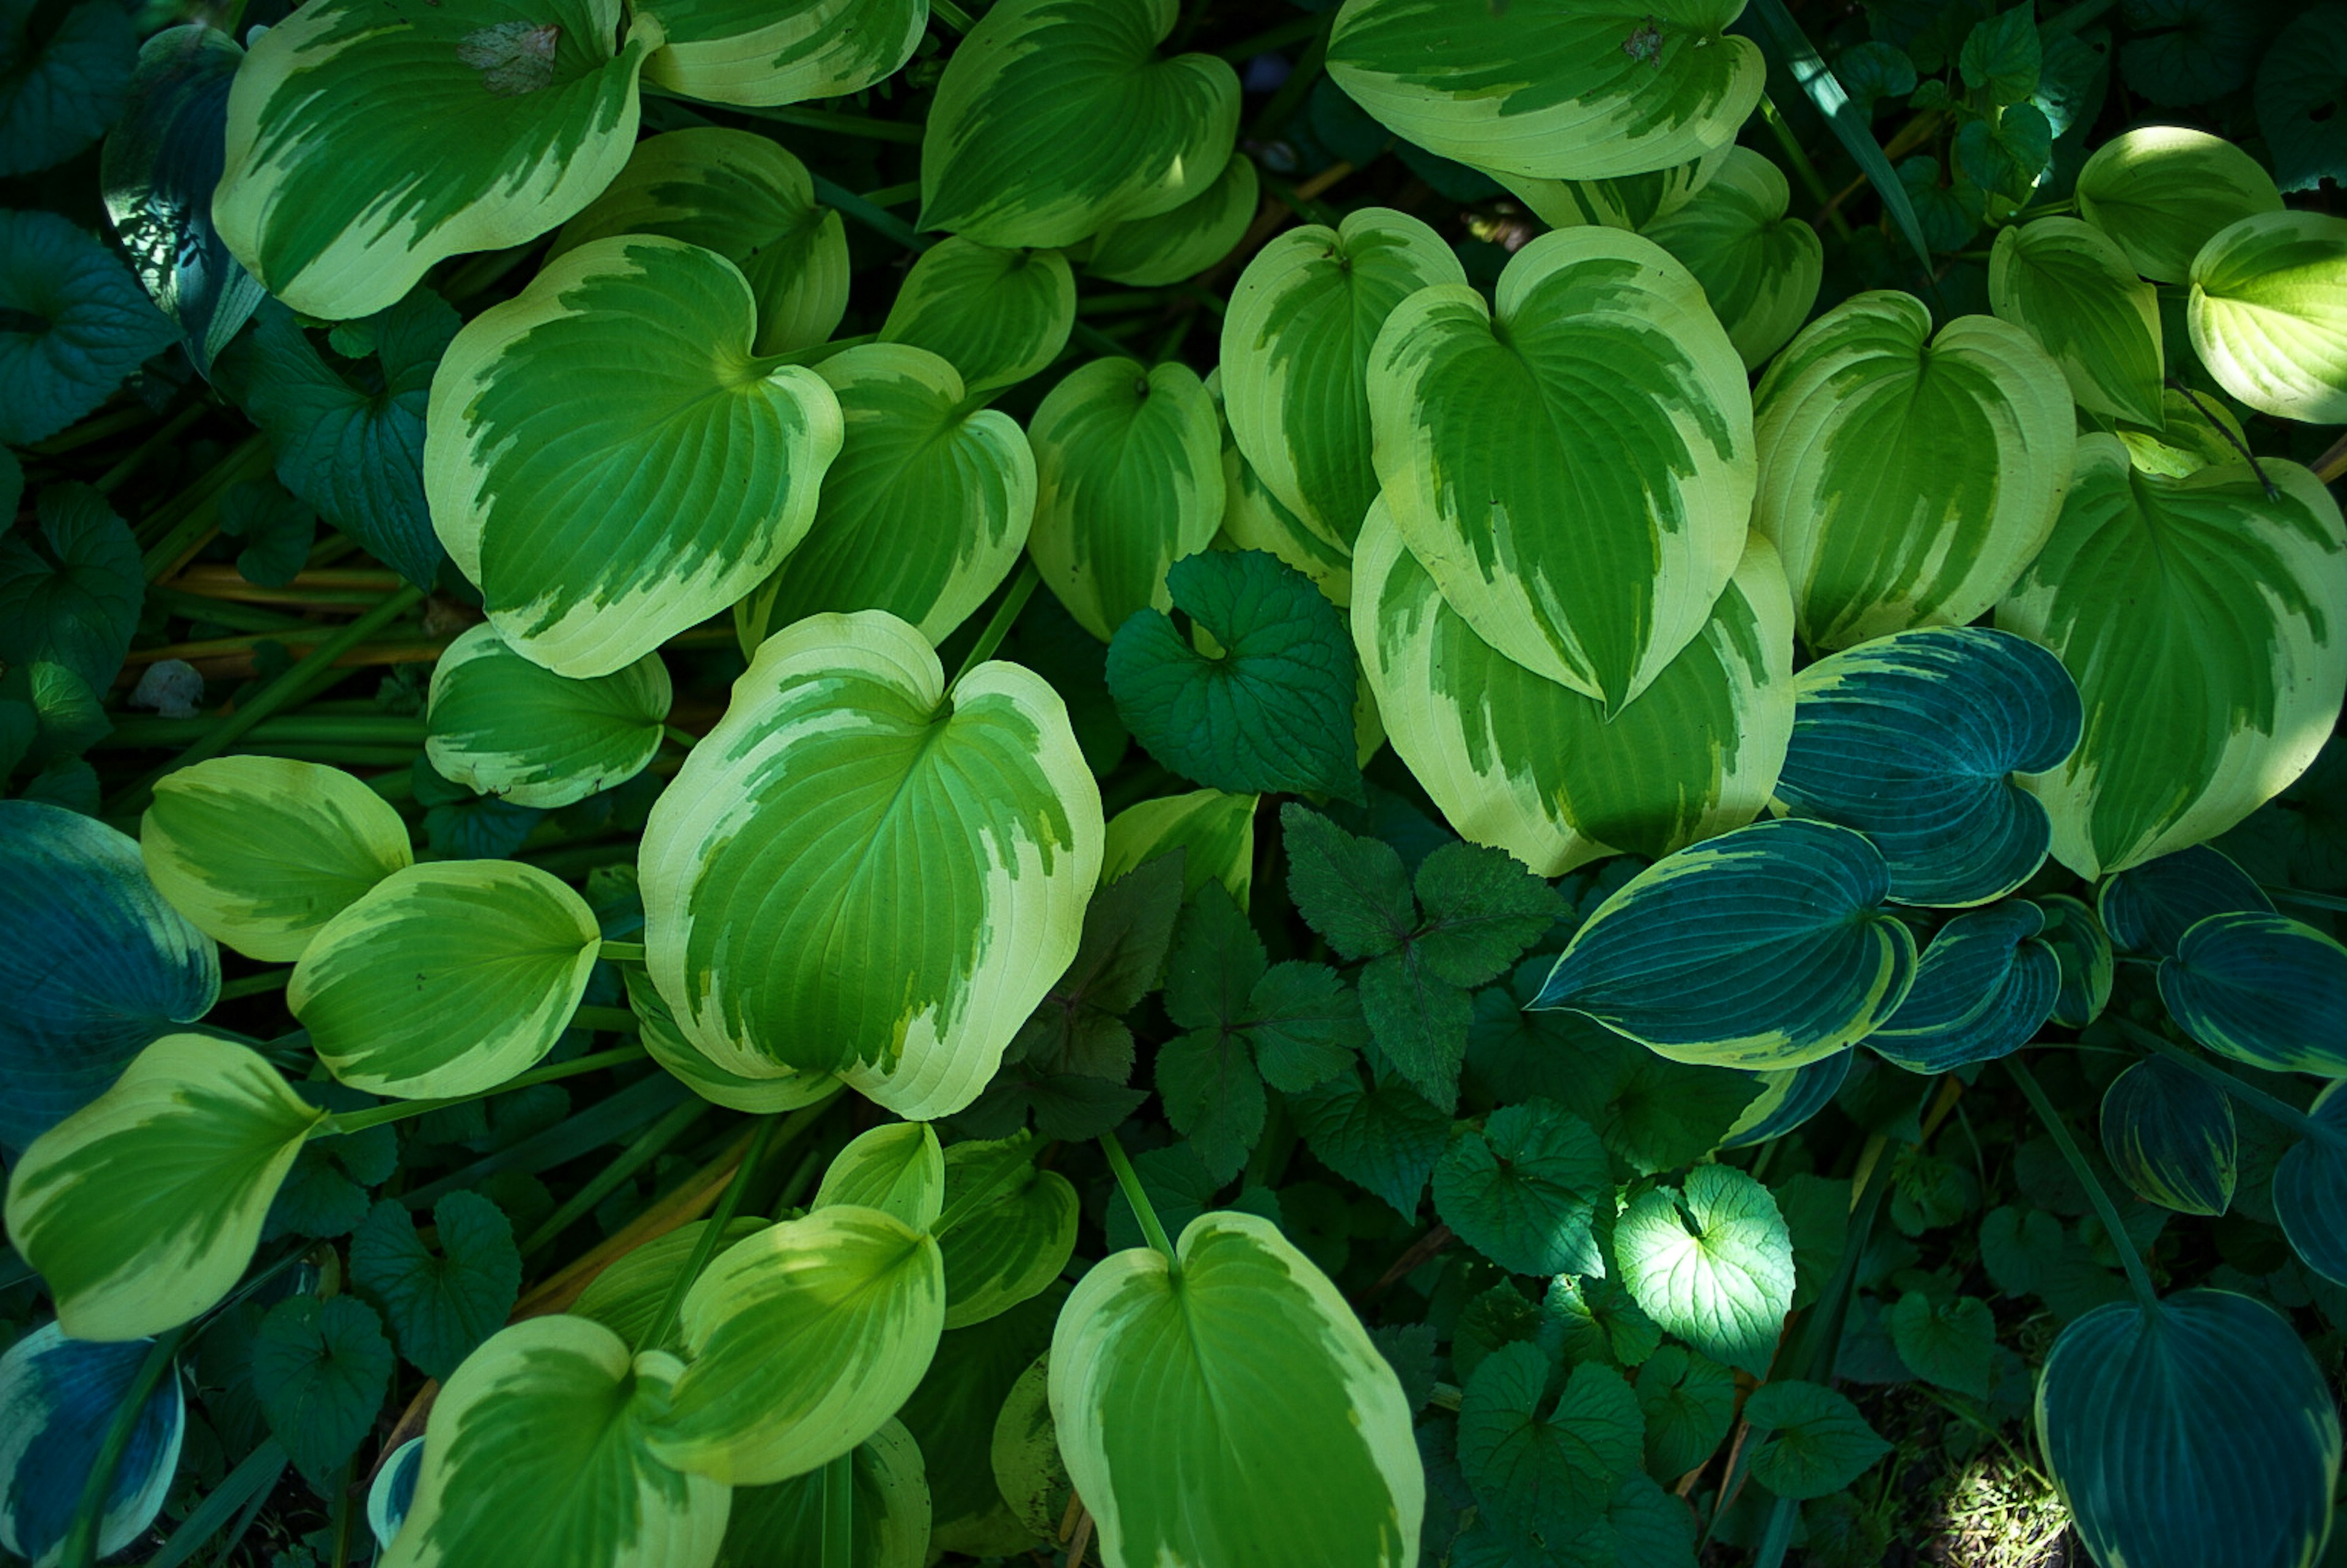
820,1449,857,1568
2110,1018,2346,1147
2007,1055,2158,1308
57,1326,186,1568
929,0,974,31
636,1112,784,1352
573,1005,642,1034
321,1043,649,1136
2165,378,2277,498
812,175,932,250
1100,1129,1179,1278
217,967,294,1000
600,939,647,964
2264,885,2347,914
951,562,1038,685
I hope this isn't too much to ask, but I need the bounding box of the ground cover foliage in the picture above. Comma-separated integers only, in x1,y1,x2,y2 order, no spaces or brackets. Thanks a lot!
2,0,2347,1564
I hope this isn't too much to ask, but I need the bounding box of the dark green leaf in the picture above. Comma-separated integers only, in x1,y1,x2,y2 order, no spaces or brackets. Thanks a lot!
960,1069,1149,1142
1546,1275,1661,1369
349,1193,521,1379
2257,7,2347,194
1898,155,1983,254
1457,1343,1644,1543
0,208,175,446
1959,5,2041,104
0,483,140,692
1281,804,1415,961
1634,1345,1736,1481
1744,1379,1892,1499
1244,964,1368,1091
1287,1061,1449,1218
2118,0,2264,105
219,478,317,590
0,0,134,176
1954,103,2054,199
1433,1099,1610,1277
1162,877,1266,1035
1357,948,1472,1108
1156,1027,1267,1182
1888,1291,1994,1396
1747,0,1934,269
2274,1080,2347,1284
1013,851,1186,1080
1103,1142,1221,1253
1560,1472,1698,1568
2101,1057,2237,1217
1836,42,1917,116
2099,846,2272,958
248,1294,394,1490
1409,841,1562,988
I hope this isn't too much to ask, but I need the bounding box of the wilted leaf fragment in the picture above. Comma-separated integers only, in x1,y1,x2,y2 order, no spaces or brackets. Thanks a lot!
427,623,670,809
0,208,175,446
1612,1164,1795,1375
0,1322,185,1566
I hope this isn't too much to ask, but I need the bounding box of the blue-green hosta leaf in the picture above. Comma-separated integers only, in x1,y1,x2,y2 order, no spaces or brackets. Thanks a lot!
0,209,175,446
1642,145,1824,372
1456,1343,1642,1544
2098,844,2273,958
1100,787,1255,907
1613,1163,1794,1376
4,1034,326,1339
2038,1291,2340,1568
1996,437,2347,877
100,25,266,375
369,1438,425,1552
0,0,134,175
2159,912,2347,1077
938,1136,1078,1329
235,290,455,590
2275,1080,2347,1284
427,623,670,809
743,343,1034,645
1774,626,2082,907
381,1316,729,1568
1433,1099,1609,1277
1743,1379,1891,1498
877,237,1073,398
919,0,1239,250
1326,0,1763,181
0,483,141,694
2038,893,2114,1028
1051,1210,1421,1568
1491,143,1730,232
718,1417,931,1568
1356,499,1792,878
634,0,924,109
2101,1057,2236,1217
1532,818,1917,1071
549,127,848,355
1367,225,1753,709
1221,207,1464,551
625,967,837,1115
641,612,1102,1120
1721,1050,1852,1149
2075,125,2282,282
1865,902,2059,1074
290,859,601,1097
251,1293,394,1488
0,801,218,1148
1084,152,1255,287
1755,290,2074,651
1027,357,1223,642
141,755,413,962
1989,217,2164,426
213,0,655,320
2188,211,2347,425
646,1207,947,1485
425,235,845,678
815,1123,946,1231
350,1193,523,1379
1105,548,1361,802
0,1322,185,1567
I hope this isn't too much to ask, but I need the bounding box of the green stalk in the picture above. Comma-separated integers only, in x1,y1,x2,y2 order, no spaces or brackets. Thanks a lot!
138,436,274,576
573,1005,642,1034
29,401,155,455
730,101,922,143
95,402,206,494
820,1450,857,1568
218,967,293,1000
951,562,1038,684
1100,1129,1178,1277
1071,320,1137,359
143,586,320,634
636,1113,784,1352
1758,94,1853,238
96,714,429,749
860,180,923,208
601,939,647,965
2008,1056,2159,1308
322,1044,649,1136
57,1327,187,1568
2266,885,2347,914
811,175,931,250
2112,1019,2347,1148
521,1097,709,1256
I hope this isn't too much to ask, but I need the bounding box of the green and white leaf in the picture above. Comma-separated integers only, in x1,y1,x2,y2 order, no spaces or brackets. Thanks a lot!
571,1218,768,1351
1214,436,1353,609
2187,210,2347,425
1325,0,1763,180
1492,142,1729,231
1101,788,1255,907
425,235,843,678
2100,1057,2237,1216
640,612,1103,1120
1864,901,2059,1074
2112,387,2254,479
814,1123,945,1231
290,860,601,1098
4,1034,325,1341
2076,126,2283,283
213,0,656,320
937,1136,1078,1329
1368,225,1753,709
1996,436,2347,877
1051,1210,1421,1568
634,0,924,109
1642,145,1824,371
426,623,670,808
877,238,1073,398
2038,893,2115,1028
1085,152,1256,287
1989,216,2164,425
1754,290,2074,651
1612,1164,1794,1376
625,968,837,1114
718,1417,931,1568
2159,912,2347,1077
141,755,413,961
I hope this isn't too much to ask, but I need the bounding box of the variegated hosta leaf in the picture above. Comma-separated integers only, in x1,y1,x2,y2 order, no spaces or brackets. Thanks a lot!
625,969,838,1114
1051,1211,1421,1568
938,1136,1078,1330
741,343,1035,647
1642,145,1823,372
1100,787,1255,907
0,1322,186,1567
369,1438,425,1552
571,1218,769,1352
814,1123,946,1231
640,612,1103,1119
1353,496,1793,877
2097,845,2273,959
2114,387,2253,480
290,860,602,1098
877,237,1073,398
426,623,671,809
2101,1057,2237,1217
1325,0,1763,181
426,236,843,679
1996,436,2347,877
1989,218,2164,426
1027,357,1224,641
548,127,848,354
1491,142,1730,231
4,1034,325,1340
1862,901,2059,1074
212,0,654,320
382,1316,729,1568
1772,627,2083,907
1720,1050,1851,1149
918,0,1240,250
634,0,924,109
2074,126,2283,284
2188,211,2347,425
719,1416,931,1568
1216,439,1352,607
646,1207,947,1486
1754,291,2074,651
2038,894,2114,1029
2159,912,2347,1078
1531,818,1917,1070
1084,152,1257,288
1367,226,1753,709
1221,207,1464,551
140,755,410,963
2275,1080,2347,1284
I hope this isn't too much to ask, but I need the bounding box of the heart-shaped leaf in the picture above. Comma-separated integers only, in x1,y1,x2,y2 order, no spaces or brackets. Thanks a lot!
815,1123,946,1231
0,0,134,176
0,209,176,446
425,623,671,809
1990,216,2165,425
251,1294,394,1489
1644,145,1824,371
2189,210,2347,424
1743,1379,1891,1498
0,483,141,694
878,237,1073,398
937,1136,1079,1329
2159,911,2347,1076
1456,1343,1642,1544
2275,1080,2347,1283
350,1193,522,1379
1612,1164,1794,1375
2097,846,2272,958
2101,1057,2237,1217
2076,126,2282,283
1864,901,2059,1074
634,0,924,109
1085,151,1257,287
1433,1099,1610,1277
